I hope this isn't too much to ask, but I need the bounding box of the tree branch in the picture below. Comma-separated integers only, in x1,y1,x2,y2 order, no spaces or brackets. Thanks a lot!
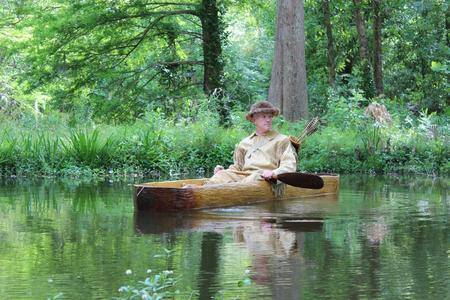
96,10,200,25
111,10,200,68
112,17,166,68
146,2,197,6
138,71,163,89
158,60,203,67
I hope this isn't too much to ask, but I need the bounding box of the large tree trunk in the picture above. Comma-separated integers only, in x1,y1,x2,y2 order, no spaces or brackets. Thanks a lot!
200,0,223,95
353,0,373,98
372,0,383,95
268,0,308,121
322,0,335,86
200,0,229,125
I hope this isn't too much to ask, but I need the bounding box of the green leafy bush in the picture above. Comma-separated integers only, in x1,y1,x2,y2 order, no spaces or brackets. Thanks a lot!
0,107,447,177
62,128,116,169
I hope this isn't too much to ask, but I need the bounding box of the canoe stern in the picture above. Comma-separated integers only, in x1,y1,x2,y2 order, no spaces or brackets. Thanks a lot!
134,185,197,211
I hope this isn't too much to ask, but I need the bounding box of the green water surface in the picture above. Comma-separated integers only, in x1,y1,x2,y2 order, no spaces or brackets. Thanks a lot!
0,175,448,299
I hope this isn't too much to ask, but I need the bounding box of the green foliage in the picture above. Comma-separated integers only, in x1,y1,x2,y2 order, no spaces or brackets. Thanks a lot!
223,1,276,104
17,132,64,173
63,128,116,168
382,0,448,112
0,130,16,170
300,93,449,174
7,0,211,122
1,0,448,123
0,0,448,176
117,269,178,300
0,105,447,177
322,89,366,129
115,250,252,300
0,111,248,177
300,126,362,173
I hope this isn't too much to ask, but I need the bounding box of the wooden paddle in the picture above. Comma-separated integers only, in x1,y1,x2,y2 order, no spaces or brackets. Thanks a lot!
230,170,324,189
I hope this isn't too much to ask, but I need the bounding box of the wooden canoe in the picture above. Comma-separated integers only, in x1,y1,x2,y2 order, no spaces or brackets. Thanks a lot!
134,174,339,212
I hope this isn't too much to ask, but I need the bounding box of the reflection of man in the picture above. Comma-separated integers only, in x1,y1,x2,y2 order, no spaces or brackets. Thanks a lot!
233,221,299,285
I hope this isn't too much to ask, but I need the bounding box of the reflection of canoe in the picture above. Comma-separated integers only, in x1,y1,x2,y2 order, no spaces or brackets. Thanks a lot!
134,174,339,212
134,211,325,235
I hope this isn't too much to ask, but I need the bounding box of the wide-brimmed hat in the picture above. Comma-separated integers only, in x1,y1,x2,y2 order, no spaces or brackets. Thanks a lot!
245,101,280,121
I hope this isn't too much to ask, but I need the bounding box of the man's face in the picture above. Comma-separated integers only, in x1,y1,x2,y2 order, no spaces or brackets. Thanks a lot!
252,113,273,134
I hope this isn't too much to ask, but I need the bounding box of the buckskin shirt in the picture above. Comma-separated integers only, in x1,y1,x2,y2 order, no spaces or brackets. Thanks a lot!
207,130,297,184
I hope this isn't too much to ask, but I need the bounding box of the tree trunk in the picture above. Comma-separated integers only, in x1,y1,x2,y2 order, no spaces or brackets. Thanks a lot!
446,8,450,46
200,0,230,125
268,0,308,121
322,0,335,86
372,0,383,95
353,0,373,98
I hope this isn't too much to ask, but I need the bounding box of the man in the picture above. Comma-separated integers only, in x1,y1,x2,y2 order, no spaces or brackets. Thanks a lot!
206,101,297,185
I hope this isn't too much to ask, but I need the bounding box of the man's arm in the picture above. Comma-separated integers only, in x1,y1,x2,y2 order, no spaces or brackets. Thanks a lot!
228,145,245,171
273,139,297,176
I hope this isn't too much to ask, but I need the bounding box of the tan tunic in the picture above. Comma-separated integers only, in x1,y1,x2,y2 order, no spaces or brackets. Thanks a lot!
207,130,297,184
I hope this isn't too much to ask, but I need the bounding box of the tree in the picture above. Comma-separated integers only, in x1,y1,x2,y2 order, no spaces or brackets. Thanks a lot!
200,0,223,95
322,0,335,86
381,0,447,112
372,0,383,95
268,0,308,121
19,0,227,122
353,0,373,98
200,0,230,125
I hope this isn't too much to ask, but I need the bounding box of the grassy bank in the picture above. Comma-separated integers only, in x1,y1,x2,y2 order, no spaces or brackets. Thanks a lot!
0,101,448,178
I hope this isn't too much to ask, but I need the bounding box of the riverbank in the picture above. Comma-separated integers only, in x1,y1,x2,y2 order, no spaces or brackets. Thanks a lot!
0,104,448,178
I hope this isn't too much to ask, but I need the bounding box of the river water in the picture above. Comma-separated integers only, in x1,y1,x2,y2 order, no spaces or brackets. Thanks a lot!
0,175,448,299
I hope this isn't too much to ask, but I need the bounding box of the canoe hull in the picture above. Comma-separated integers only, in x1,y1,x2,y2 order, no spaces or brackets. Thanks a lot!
134,175,339,212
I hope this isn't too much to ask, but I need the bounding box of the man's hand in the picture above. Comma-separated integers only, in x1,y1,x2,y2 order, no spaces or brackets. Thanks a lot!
261,170,275,180
214,165,224,174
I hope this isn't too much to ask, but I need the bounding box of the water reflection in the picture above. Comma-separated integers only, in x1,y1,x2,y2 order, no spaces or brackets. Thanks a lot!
198,232,222,300
0,175,448,299
134,211,326,235
134,209,327,299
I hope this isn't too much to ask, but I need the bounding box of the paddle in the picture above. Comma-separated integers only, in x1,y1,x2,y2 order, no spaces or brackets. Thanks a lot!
230,170,324,189
276,172,324,189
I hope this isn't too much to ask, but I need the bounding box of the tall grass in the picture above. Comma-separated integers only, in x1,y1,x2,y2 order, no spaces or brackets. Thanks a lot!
63,128,116,168
0,104,448,177
0,130,16,171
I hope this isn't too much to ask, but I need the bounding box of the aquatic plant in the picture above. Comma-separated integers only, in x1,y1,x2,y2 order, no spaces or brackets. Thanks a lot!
116,269,178,300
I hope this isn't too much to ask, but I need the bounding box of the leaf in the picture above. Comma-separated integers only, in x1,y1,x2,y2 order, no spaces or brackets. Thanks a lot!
430,61,447,73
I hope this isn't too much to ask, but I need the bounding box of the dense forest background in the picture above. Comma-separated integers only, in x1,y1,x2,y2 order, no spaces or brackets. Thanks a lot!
0,0,448,176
